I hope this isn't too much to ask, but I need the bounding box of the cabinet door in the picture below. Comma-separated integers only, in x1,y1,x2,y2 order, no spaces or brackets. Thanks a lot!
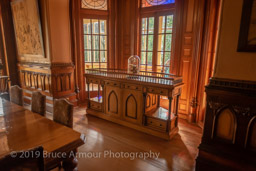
122,89,143,125
105,85,122,117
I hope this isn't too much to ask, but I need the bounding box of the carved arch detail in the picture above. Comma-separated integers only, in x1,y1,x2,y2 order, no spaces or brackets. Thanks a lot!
108,90,118,114
125,94,137,119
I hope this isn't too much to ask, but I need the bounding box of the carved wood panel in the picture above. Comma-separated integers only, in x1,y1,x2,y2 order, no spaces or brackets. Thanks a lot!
125,94,137,119
108,90,118,114
105,85,121,117
122,88,143,124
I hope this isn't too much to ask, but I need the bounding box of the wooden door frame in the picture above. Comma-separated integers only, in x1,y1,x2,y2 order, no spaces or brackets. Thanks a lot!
195,0,222,127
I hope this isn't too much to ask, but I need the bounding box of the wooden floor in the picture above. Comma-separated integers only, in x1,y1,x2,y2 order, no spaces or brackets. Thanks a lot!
47,106,202,171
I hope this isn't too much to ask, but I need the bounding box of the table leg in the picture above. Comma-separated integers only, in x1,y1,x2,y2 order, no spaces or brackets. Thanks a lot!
62,149,78,171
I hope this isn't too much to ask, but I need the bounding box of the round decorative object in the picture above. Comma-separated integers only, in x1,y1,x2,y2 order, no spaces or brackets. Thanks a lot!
82,0,107,10
146,0,168,5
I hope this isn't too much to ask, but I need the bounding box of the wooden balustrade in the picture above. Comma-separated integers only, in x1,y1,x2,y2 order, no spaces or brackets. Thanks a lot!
17,62,77,112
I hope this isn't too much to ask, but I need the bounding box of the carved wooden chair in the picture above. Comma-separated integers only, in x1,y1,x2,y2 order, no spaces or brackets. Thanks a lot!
31,91,46,116
10,85,23,106
53,98,73,128
0,76,10,100
0,146,44,171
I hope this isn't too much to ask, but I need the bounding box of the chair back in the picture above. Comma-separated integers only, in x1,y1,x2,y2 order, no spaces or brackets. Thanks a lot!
53,98,73,128
10,85,23,106
0,146,44,171
31,91,46,116
0,76,9,94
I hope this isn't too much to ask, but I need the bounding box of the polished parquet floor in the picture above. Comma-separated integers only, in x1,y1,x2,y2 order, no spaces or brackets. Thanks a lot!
47,107,202,171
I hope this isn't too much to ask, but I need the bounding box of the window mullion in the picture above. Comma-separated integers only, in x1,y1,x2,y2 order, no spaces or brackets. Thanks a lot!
145,18,149,71
98,20,101,68
152,15,159,72
162,15,167,72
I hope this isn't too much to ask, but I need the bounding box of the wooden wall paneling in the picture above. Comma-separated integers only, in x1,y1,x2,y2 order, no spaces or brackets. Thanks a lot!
178,0,195,119
187,0,206,123
0,0,19,85
177,0,209,123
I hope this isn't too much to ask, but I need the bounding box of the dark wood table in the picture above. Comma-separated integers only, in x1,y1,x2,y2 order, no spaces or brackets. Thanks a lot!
0,97,85,170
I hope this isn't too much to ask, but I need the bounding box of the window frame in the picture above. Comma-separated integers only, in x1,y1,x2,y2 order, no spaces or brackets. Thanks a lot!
80,0,110,70
139,2,176,73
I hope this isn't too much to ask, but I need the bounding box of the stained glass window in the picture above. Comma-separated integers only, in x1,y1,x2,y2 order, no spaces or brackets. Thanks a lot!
81,0,107,10
141,0,175,8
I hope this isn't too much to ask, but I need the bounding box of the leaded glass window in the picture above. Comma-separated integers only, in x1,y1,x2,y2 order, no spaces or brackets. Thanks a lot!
141,0,175,8
81,0,107,10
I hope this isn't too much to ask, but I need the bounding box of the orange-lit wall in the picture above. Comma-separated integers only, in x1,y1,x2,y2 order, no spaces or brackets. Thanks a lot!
47,0,72,63
214,0,256,81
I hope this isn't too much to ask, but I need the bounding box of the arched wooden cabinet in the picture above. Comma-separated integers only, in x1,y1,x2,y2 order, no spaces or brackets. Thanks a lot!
85,69,183,140
196,78,256,170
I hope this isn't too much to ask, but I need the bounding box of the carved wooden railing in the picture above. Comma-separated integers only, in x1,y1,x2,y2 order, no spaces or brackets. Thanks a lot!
18,62,77,106
20,70,51,93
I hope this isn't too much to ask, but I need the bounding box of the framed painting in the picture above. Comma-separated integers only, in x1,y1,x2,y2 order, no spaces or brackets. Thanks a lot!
238,0,256,52
11,0,45,58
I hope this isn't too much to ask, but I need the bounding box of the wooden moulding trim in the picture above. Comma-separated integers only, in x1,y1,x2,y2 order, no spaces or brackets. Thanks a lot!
50,62,75,68
18,61,51,68
208,77,256,91
17,62,75,68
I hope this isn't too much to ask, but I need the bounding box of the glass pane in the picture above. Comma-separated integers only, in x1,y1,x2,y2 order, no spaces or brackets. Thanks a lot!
92,20,99,34
83,19,91,34
164,66,170,73
100,20,107,34
166,15,173,33
164,52,171,65
141,52,146,64
157,52,164,65
141,18,148,34
141,0,175,8
148,35,153,51
84,35,91,49
159,16,166,34
81,0,108,10
165,34,172,51
141,35,147,51
94,51,99,62
100,51,107,62
84,51,88,62
100,63,107,68
158,35,165,51
100,36,107,50
147,52,153,65
148,17,154,34
92,35,99,50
